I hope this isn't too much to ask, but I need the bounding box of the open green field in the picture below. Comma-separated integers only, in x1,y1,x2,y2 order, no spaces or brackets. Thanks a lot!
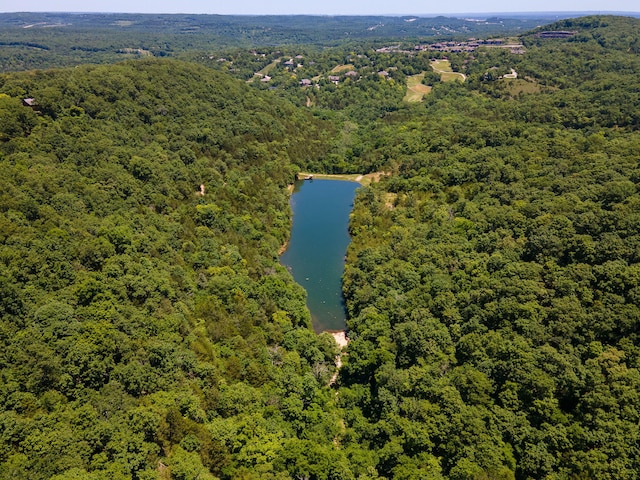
248,57,282,82
330,64,356,73
504,77,542,96
431,59,466,82
404,72,432,102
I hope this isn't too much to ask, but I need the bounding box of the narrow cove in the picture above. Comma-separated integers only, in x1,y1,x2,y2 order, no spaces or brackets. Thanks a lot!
280,179,360,332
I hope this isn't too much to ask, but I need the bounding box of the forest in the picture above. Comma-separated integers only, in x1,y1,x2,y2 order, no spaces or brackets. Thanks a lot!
0,12,639,480
0,12,567,72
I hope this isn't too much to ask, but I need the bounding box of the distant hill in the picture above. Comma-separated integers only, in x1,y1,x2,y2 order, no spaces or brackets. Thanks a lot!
0,12,587,72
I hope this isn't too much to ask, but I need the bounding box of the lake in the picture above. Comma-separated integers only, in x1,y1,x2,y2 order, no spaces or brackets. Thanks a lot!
280,179,360,332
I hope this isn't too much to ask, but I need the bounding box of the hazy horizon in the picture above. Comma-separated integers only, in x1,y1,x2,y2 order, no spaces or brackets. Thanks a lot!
2,10,639,16
0,0,638,16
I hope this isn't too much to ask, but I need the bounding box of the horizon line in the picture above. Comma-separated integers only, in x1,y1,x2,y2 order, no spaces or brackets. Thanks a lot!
2,10,639,16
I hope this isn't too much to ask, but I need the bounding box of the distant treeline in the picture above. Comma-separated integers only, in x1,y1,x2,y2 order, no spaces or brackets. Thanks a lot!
0,11,574,72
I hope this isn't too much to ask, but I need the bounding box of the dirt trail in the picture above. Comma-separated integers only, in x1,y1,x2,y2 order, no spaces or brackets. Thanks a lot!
329,331,349,385
432,66,466,81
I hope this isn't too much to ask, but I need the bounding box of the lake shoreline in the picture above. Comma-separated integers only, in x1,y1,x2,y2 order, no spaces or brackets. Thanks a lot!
279,173,366,256
279,170,387,253
280,179,359,332
296,171,388,186
329,330,349,349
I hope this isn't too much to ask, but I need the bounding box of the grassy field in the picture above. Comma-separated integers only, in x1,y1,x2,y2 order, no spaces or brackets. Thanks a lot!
248,58,282,82
404,72,432,102
330,64,356,73
504,77,542,96
431,59,466,82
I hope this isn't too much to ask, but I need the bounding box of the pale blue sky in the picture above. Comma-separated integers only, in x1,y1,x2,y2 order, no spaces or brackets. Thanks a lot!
0,0,637,15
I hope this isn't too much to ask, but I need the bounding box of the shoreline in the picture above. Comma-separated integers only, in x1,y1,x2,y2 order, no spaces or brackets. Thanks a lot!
329,330,349,349
279,171,383,256
296,172,362,183
277,239,289,256
296,171,389,186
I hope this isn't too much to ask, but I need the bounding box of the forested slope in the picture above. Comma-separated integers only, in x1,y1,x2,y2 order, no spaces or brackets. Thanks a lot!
339,16,640,479
0,60,345,479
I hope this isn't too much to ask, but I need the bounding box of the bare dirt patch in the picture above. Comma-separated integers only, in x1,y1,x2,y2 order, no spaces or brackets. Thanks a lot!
295,171,388,186
331,331,349,349
329,330,349,386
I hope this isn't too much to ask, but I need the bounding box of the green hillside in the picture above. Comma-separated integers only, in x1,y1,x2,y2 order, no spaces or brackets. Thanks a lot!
340,15,640,479
0,59,342,479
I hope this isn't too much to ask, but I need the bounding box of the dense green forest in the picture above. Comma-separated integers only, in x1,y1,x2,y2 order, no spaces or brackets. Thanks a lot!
0,12,572,72
0,60,344,479
341,15,640,479
1,12,640,480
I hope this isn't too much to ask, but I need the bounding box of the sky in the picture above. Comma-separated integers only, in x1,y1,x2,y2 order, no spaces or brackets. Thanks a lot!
0,0,638,16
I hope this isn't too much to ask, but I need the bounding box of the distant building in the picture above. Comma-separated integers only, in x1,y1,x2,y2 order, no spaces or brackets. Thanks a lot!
537,31,577,39
418,39,524,54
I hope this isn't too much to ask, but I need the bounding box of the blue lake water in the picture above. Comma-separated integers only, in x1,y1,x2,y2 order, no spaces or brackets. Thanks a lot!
280,179,360,332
